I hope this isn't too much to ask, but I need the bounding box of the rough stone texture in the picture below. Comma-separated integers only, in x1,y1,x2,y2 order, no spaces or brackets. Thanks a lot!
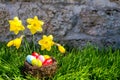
0,0,120,48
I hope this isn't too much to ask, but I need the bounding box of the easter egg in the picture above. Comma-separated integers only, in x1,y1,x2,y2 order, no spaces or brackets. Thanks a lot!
37,59,42,67
32,52,40,58
26,55,35,64
43,55,51,59
31,59,38,66
43,58,53,66
31,59,42,67
38,55,45,63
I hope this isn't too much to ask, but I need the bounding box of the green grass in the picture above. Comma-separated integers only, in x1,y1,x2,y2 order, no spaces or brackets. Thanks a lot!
0,42,120,80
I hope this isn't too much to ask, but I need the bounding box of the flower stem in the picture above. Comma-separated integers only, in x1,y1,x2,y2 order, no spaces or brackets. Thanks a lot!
54,42,60,46
32,34,35,51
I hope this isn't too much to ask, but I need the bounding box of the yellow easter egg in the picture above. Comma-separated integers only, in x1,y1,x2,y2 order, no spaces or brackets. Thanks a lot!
37,59,42,67
31,59,38,66
44,55,51,59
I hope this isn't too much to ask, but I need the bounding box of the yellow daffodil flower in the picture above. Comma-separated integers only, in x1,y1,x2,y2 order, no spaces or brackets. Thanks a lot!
38,35,54,51
7,35,24,49
9,17,25,35
58,45,66,53
27,16,44,34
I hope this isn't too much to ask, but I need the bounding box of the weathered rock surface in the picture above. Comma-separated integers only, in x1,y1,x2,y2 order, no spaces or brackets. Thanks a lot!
0,0,120,48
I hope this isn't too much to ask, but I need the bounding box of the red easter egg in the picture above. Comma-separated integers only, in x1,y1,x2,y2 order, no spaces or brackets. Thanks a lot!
43,58,53,66
32,52,40,58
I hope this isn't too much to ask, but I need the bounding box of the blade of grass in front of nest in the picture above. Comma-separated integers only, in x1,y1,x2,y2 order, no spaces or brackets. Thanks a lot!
55,66,90,80
0,77,4,80
12,75,26,80
1,73,11,80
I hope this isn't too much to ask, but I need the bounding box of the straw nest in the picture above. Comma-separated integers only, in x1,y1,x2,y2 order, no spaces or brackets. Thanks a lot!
23,58,57,78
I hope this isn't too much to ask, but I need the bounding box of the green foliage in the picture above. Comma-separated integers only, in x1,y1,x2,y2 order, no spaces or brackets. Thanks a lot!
0,42,120,80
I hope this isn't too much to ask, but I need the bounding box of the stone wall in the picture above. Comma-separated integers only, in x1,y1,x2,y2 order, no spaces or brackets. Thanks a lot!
0,0,120,48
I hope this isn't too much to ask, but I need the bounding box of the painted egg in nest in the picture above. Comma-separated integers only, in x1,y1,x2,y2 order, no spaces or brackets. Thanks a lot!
31,59,42,67
38,55,45,63
26,55,35,64
43,55,51,59
32,52,40,58
43,58,53,66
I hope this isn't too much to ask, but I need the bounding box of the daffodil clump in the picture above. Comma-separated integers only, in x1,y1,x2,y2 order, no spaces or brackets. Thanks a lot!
7,16,66,53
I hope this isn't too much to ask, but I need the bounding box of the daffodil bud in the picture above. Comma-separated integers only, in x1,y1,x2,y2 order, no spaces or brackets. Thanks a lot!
7,41,13,47
58,45,66,53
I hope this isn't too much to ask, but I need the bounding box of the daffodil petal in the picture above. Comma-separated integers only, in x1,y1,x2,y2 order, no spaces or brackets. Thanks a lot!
7,40,14,47
14,17,19,21
34,16,38,20
13,38,22,49
21,26,25,30
27,25,32,29
48,35,53,40
43,35,47,39
27,18,33,24
30,28,37,34
14,30,19,35
46,46,51,51
38,40,43,45
38,27,42,32
41,46,45,50
39,21,44,25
